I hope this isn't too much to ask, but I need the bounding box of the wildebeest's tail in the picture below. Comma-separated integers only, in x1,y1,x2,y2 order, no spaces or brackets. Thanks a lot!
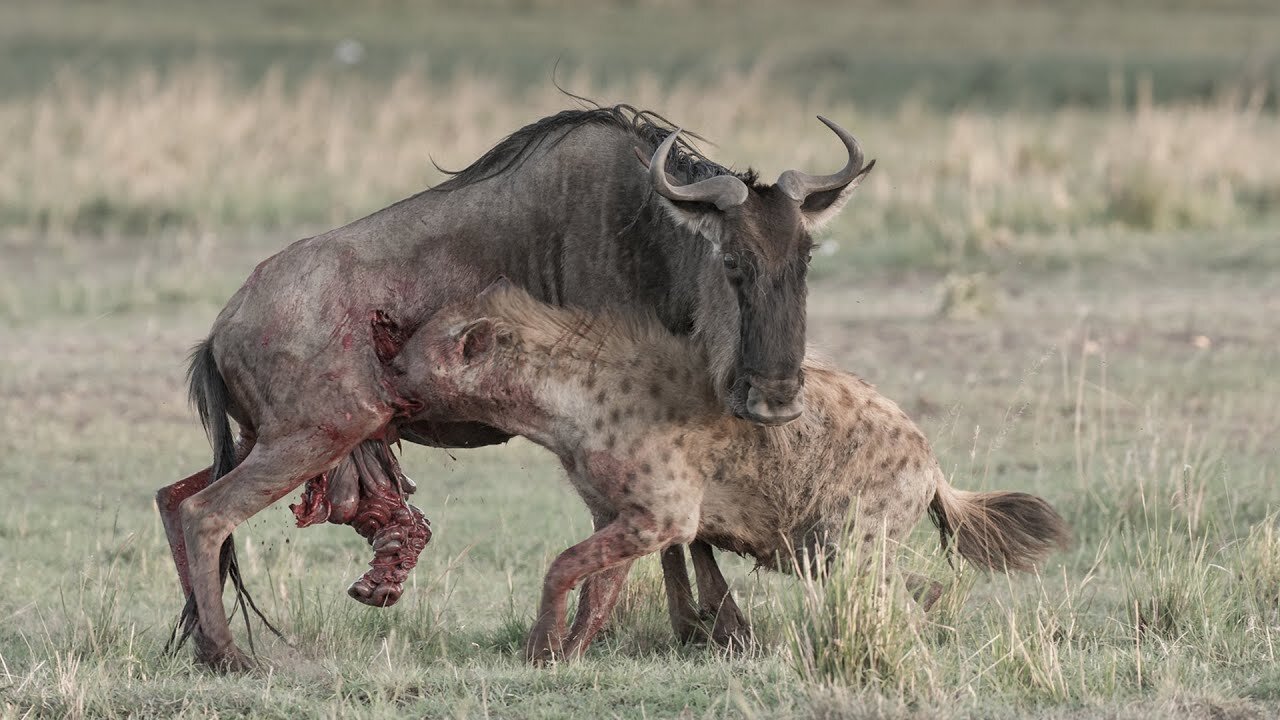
189,337,238,487
168,338,282,654
928,474,1070,573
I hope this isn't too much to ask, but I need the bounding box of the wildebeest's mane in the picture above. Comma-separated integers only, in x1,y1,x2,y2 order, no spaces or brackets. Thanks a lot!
477,282,693,373
434,103,759,192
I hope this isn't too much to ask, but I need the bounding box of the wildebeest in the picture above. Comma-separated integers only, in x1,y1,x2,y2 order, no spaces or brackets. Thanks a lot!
391,281,1072,663
157,105,875,670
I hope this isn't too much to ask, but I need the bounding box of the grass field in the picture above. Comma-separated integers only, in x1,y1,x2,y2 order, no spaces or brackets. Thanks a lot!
2,2,1279,718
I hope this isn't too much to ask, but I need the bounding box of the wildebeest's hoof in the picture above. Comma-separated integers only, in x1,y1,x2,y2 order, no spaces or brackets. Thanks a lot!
347,578,403,607
711,623,752,654
915,580,944,612
194,636,255,674
703,606,752,653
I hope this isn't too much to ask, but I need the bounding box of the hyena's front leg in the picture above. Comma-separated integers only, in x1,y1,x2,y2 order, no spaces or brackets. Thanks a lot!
527,515,690,666
563,560,634,659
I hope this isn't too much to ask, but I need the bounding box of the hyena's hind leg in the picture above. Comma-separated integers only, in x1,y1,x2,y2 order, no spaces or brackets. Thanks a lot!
904,573,944,612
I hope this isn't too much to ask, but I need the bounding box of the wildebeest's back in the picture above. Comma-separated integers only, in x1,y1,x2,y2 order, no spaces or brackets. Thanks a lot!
201,121,681,434
206,228,450,432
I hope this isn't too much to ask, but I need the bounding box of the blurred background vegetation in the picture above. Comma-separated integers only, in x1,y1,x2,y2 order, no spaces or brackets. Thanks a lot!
2,0,1278,277
6,0,1279,108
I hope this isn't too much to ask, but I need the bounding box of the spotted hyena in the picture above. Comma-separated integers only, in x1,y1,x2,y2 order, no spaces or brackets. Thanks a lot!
392,280,1070,663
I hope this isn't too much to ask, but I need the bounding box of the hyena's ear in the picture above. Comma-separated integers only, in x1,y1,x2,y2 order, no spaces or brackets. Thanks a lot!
451,318,513,362
452,318,496,361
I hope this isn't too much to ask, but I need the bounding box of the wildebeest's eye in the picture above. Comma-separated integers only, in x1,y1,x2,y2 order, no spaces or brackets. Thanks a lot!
806,248,814,264
722,253,739,271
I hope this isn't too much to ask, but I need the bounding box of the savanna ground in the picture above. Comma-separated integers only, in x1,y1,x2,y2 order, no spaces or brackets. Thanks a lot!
1,1,1279,717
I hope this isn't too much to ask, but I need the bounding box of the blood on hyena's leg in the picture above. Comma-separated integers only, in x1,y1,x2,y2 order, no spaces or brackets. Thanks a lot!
564,560,633,658
527,515,690,666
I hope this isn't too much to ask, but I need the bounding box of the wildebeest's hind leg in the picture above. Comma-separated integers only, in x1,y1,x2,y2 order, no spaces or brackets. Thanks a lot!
157,440,254,597
157,466,215,598
689,540,751,651
180,420,384,671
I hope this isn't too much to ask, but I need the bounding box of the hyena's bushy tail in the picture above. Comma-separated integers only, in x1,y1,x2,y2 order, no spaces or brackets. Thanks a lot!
928,475,1070,573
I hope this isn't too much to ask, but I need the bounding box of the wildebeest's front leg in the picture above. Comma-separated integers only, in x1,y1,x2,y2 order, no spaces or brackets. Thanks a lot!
659,542,752,650
660,545,702,643
527,515,689,665
689,540,751,651
180,420,382,671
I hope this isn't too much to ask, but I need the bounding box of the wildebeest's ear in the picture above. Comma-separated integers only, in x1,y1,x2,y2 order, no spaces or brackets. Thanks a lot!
798,159,875,233
453,318,496,361
477,276,514,299
653,198,726,250
635,140,735,249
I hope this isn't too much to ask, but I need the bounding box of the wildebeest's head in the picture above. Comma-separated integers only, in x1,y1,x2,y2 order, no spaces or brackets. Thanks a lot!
639,117,874,426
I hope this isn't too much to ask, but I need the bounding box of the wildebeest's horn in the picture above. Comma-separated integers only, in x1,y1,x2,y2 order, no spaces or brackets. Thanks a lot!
647,129,749,211
775,116,866,204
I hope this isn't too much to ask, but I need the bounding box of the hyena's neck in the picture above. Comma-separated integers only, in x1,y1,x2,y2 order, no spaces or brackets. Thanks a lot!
477,353,601,452
492,339,720,456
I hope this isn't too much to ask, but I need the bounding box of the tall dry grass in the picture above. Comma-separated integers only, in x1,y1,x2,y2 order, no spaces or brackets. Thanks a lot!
3,62,1278,248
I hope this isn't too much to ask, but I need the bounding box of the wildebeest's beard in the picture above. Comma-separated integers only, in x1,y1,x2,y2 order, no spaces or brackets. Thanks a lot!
694,252,808,426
